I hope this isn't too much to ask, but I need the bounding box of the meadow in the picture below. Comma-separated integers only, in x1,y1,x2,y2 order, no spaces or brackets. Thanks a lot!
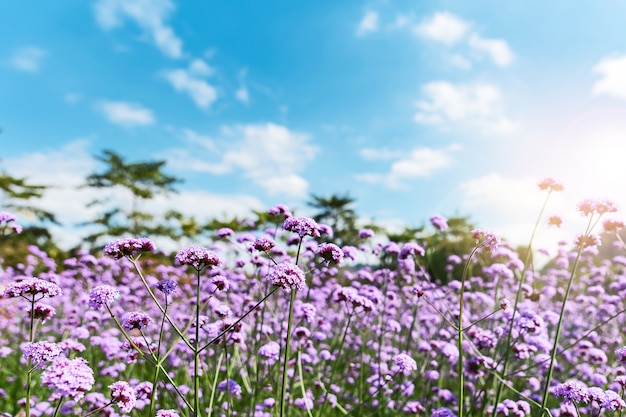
2,179,626,417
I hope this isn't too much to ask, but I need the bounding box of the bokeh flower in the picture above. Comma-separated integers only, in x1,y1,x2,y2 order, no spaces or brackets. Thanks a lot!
267,262,306,291
88,285,120,310
175,246,222,271
109,381,136,413
104,237,156,259
283,216,321,238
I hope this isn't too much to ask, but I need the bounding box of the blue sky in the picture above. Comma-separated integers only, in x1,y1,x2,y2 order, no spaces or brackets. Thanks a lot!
3,0,626,250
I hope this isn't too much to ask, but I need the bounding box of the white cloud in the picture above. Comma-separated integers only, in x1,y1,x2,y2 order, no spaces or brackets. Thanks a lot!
10,47,46,72
414,81,517,135
414,12,470,45
64,93,82,103
189,59,213,77
235,68,250,104
235,87,250,104
356,145,457,189
164,123,318,198
98,100,155,127
447,54,472,69
356,11,379,37
163,59,218,108
468,34,514,67
592,54,626,100
94,0,183,58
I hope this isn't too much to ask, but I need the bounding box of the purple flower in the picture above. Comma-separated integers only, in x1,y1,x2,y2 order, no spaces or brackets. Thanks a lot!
431,407,456,417
268,204,292,218
104,237,156,259
267,262,306,291
554,380,589,404
122,312,153,331
430,214,449,231
22,342,62,369
577,198,618,216
393,353,417,375
358,229,375,239
342,245,358,261
88,285,120,310
283,217,321,238
41,356,95,401
217,379,242,397
258,341,280,361
335,287,375,312
318,223,333,237
404,401,425,413
616,346,626,363
253,237,276,252
471,229,500,252
156,411,180,417
29,303,56,322
175,246,222,271
601,390,626,410
109,381,136,413
316,243,343,266
0,211,17,224
211,275,230,291
3,277,62,298
538,178,564,192
399,242,425,259
574,234,601,248
217,227,234,238
0,211,21,234
155,279,177,296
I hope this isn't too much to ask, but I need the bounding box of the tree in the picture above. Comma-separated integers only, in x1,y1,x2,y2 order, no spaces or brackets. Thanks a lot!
0,164,61,262
82,150,183,246
0,172,56,223
308,193,360,246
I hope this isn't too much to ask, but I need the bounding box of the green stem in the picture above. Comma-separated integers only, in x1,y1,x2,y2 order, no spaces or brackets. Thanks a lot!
208,352,224,417
149,297,169,416
317,309,355,417
25,295,36,417
458,247,479,417
491,190,552,416
129,257,193,350
194,269,202,417
297,350,314,417
280,289,297,417
539,216,594,416
199,287,279,354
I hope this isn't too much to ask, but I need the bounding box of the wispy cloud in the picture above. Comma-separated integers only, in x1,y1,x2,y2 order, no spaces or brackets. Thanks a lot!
162,59,218,108
235,68,250,104
414,81,517,136
9,46,46,72
93,0,183,58
414,11,470,45
413,11,514,67
97,100,155,127
592,54,626,100
164,123,318,198
356,11,379,37
356,145,458,189
468,34,514,67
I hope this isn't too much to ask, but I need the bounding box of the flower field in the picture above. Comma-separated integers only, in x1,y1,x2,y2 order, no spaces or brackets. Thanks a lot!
2,181,626,417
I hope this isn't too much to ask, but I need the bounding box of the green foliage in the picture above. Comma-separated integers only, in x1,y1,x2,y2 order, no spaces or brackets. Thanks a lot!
308,193,360,246
0,171,57,223
82,150,183,246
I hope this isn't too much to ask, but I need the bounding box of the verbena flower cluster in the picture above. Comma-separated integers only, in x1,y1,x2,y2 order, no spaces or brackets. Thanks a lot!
4,193,626,417
104,237,156,259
